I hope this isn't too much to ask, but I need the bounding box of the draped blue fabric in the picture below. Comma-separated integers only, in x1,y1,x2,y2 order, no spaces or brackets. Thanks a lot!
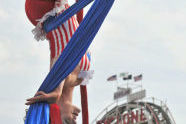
25,0,115,123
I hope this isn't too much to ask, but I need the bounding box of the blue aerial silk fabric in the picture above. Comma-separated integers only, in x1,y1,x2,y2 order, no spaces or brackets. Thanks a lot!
25,0,115,123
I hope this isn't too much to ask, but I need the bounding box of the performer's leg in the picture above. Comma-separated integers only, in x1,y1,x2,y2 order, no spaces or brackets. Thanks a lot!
58,52,92,122
58,65,82,123
58,86,80,123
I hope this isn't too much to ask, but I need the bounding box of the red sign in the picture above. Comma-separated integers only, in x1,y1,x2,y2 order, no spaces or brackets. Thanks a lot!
97,108,147,124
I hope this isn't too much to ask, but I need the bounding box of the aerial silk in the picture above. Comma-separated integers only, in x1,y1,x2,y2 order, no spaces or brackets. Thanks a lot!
25,0,115,123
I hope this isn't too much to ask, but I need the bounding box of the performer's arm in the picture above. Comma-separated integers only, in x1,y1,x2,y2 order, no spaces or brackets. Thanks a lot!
25,66,82,105
25,82,64,105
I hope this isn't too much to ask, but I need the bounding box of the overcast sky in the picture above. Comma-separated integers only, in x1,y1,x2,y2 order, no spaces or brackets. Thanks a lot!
0,0,186,123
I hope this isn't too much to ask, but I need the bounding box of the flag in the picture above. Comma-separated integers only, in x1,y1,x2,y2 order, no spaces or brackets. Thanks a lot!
107,75,117,81
119,72,129,77
134,74,143,82
123,74,132,80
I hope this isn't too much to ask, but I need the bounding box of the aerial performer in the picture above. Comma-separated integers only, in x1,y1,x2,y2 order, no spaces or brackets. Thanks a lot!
25,0,92,123
24,0,115,123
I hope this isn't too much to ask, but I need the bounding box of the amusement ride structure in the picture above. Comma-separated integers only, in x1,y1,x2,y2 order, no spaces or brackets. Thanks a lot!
91,73,176,124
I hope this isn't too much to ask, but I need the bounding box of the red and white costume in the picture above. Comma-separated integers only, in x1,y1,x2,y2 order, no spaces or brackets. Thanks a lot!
33,0,94,85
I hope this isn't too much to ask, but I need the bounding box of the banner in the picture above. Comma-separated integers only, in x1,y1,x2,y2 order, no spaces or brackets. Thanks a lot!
114,88,131,100
127,90,146,102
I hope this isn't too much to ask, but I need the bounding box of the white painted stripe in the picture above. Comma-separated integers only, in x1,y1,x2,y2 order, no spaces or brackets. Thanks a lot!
87,61,90,70
70,18,75,34
64,21,71,40
75,17,79,27
74,16,79,30
52,31,58,58
81,55,85,71
55,29,62,54
73,16,78,29
59,25,67,48
85,58,89,71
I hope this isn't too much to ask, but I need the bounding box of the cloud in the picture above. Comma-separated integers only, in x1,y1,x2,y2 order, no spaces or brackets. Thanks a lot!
0,36,50,75
0,8,9,19
89,0,186,72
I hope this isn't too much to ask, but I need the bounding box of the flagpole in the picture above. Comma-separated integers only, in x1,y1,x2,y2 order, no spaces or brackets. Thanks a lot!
126,78,129,116
116,77,119,106
126,81,129,103
140,74,143,91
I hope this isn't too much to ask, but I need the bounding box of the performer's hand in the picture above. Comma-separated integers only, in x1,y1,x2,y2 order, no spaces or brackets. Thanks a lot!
26,81,63,105
25,91,59,105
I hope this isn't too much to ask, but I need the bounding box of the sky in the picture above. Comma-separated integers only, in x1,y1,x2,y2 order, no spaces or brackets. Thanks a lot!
0,0,186,123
